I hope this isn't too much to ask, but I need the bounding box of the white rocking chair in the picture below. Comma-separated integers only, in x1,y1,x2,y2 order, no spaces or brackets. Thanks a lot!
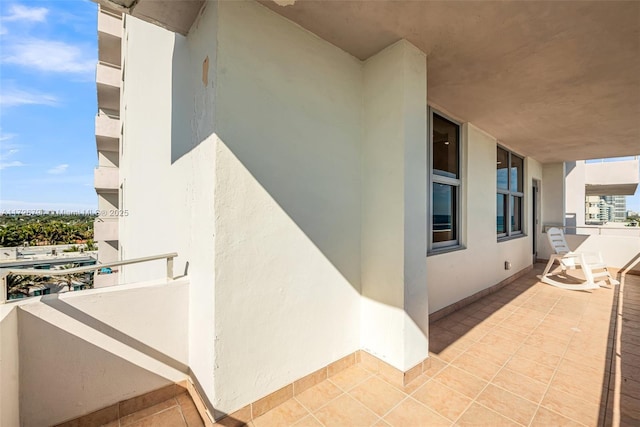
539,227,620,290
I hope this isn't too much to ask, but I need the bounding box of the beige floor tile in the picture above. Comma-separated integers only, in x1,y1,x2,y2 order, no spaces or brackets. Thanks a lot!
491,368,548,404
394,373,430,395
463,342,514,366
313,394,378,427
348,377,406,417
475,384,538,425
540,387,601,426
291,415,323,426
383,397,450,426
412,379,472,421
121,398,178,426
530,407,585,426
550,371,607,404
127,406,186,427
253,399,309,427
432,366,487,399
504,354,556,384
423,356,448,378
450,352,502,381
295,380,343,412
454,403,520,426
515,343,563,368
328,365,372,391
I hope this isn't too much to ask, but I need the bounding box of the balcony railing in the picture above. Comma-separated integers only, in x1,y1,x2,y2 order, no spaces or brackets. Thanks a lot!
1,252,177,304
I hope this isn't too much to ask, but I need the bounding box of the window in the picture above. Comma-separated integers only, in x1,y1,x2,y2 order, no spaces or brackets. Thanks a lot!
429,110,462,251
497,146,524,238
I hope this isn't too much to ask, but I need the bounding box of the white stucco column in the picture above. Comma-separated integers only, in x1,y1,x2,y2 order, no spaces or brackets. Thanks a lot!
542,162,566,227
564,160,586,231
361,40,428,372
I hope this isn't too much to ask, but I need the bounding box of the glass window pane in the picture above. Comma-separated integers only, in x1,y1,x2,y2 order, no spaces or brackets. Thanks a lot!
511,196,522,232
511,155,523,193
497,194,507,234
433,114,459,179
497,147,509,190
433,183,457,243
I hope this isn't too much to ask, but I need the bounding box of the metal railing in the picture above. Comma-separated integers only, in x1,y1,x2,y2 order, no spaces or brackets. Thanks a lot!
1,252,177,304
543,225,640,236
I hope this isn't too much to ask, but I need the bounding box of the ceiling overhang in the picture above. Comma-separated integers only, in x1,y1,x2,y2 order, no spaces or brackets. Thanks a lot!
94,0,640,164
95,0,204,35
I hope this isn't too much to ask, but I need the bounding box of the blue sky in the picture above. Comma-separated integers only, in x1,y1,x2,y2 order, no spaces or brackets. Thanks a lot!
0,2,638,214
0,0,98,212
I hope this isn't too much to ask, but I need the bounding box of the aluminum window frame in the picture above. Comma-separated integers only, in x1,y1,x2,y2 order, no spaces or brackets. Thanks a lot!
497,145,525,239
428,108,463,253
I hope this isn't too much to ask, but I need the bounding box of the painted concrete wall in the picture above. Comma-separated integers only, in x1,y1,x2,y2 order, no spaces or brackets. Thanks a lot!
426,125,540,313
118,15,217,407
0,305,19,427
212,0,362,413
543,163,565,226
361,40,428,370
538,232,640,273
564,161,586,230
13,280,188,427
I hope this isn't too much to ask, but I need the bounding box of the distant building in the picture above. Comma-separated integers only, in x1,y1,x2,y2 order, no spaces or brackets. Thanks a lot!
585,195,627,223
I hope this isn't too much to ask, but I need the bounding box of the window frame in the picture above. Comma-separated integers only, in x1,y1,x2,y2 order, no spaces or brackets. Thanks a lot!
428,107,463,254
497,145,525,240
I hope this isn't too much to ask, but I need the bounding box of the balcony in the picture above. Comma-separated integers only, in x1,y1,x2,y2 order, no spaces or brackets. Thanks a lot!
97,7,122,67
94,217,119,242
585,157,639,196
96,62,121,113
1,263,638,425
95,113,119,153
94,166,119,193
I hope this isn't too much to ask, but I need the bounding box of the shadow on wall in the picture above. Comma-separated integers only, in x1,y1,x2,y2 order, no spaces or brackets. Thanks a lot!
168,27,363,290
18,307,178,427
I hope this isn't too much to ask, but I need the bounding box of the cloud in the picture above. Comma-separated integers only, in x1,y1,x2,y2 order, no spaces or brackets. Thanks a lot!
0,160,25,170
0,146,24,169
1,4,49,23
47,164,69,174
0,133,17,142
2,38,95,74
0,86,58,107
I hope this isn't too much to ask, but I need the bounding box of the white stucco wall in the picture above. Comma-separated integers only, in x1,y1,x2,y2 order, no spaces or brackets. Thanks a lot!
118,15,217,407
564,160,586,229
16,280,188,427
543,162,566,226
361,40,428,370
426,125,540,313
0,305,19,427
211,0,362,412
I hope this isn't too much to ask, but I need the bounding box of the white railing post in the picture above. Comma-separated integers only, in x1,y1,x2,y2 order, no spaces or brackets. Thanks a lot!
1,274,7,304
167,256,174,281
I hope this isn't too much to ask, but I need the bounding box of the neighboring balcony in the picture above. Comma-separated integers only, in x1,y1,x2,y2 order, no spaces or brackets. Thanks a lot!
95,113,120,153
585,157,639,196
94,217,119,242
97,62,121,113
94,166,119,193
98,7,122,67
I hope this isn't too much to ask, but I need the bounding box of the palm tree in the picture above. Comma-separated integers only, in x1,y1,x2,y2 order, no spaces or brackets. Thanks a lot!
5,274,47,299
54,264,93,291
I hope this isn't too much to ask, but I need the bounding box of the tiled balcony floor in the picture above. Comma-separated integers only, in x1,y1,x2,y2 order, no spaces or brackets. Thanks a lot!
219,266,640,427
102,392,204,427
